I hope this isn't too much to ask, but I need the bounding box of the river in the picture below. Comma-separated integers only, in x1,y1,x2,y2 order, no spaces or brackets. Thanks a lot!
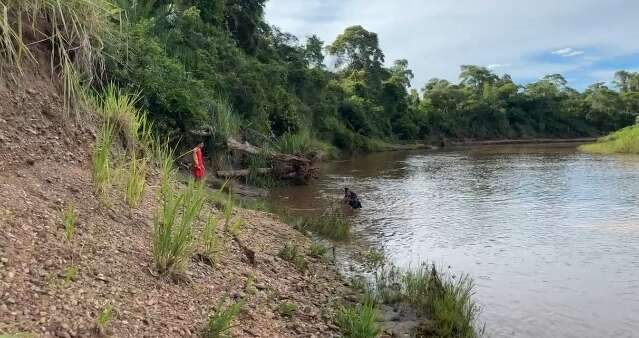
269,144,639,338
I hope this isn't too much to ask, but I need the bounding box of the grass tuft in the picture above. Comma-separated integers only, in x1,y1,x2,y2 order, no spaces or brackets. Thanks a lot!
371,264,483,338
309,242,328,258
62,265,78,285
277,302,297,318
212,100,241,141
0,0,120,115
202,215,220,263
205,297,243,338
62,202,77,243
123,153,148,208
303,206,351,241
95,303,114,334
278,242,307,271
227,217,243,237
335,298,380,338
153,180,206,275
92,118,115,197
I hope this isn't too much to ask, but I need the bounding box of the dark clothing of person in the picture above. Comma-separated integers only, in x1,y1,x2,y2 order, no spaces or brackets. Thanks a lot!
344,190,362,209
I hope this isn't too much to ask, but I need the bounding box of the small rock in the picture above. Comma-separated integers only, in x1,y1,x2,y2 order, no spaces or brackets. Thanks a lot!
1,257,8,263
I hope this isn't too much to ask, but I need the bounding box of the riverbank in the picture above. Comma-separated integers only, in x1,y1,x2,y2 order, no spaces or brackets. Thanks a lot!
0,71,357,337
449,137,597,146
0,66,483,338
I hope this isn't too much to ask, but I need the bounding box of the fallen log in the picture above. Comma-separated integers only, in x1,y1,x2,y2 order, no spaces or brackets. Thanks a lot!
224,137,318,184
216,168,272,178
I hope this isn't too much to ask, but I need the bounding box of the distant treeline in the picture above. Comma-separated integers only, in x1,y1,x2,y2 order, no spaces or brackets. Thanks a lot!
106,0,639,153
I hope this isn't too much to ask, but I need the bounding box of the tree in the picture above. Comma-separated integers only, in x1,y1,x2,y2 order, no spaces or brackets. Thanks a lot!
304,35,325,68
389,59,414,88
459,65,498,92
224,0,267,54
327,25,385,74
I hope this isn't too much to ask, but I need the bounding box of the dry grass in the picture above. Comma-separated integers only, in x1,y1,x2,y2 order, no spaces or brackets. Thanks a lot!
0,0,120,115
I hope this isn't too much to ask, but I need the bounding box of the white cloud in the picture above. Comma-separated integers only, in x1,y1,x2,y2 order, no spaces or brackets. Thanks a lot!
265,0,639,89
487,64,512,70
552,48,585,57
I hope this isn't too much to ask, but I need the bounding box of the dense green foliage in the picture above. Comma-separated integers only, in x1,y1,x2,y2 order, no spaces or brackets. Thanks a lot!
101,2,638,154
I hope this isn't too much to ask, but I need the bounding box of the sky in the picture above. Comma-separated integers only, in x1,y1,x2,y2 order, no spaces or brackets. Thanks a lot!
265,0,639,91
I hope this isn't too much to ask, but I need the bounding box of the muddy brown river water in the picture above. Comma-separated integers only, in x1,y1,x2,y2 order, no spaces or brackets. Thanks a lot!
269,144,639,338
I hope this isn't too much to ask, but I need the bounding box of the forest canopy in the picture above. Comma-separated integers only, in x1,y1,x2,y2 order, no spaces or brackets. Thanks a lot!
105,0,639,153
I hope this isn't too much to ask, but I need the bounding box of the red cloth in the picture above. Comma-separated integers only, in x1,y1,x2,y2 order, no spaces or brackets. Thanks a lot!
193,146,205,179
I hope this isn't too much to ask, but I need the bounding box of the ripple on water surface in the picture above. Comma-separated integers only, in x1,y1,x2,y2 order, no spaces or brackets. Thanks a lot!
270,145,639,338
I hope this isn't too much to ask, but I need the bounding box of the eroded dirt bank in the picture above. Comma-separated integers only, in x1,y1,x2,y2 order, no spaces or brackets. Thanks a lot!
0,67,358,337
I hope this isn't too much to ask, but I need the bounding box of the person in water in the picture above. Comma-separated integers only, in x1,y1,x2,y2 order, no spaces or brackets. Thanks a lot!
192,142,205,181
343,187,362,209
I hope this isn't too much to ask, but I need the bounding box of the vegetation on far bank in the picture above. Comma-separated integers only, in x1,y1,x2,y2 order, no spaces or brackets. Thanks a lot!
579,124,639,154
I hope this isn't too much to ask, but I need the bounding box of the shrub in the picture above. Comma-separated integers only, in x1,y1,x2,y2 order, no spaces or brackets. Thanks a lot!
335,299,380,338
205,297,243,338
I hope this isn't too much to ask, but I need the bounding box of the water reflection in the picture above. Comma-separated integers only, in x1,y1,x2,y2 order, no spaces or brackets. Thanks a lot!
269,144,639,338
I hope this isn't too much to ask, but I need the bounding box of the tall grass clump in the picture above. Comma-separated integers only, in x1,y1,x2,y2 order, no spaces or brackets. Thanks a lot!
92,118,116,196
202,216,220,263
124,153,148,207
371,264,483,338
271,131,314,155
90,86,153,202
153,180,206,275
336,299,381,338
212,100,241,141
0,0,120,113
205,297,243,338
153,138,177,201
430,274,481,338
579,125,639,154
100,84,152,151
305,206,351,241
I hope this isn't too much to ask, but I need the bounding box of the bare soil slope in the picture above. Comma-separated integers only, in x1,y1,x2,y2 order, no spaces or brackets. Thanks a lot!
0,64,351,337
